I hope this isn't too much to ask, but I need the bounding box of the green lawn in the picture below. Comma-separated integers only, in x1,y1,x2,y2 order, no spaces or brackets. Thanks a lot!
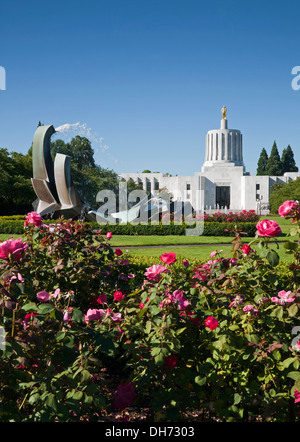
112,215,296,263
122,242,294,264
0,214,296,264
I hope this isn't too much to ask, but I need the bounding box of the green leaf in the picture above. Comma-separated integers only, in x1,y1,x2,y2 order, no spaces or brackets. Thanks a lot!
81,369,90,383
287,371,300,381
282,357,296,369
290,227,298,237
28,391,40,405
151,347,161,357
73,391,83,400
283,241,298,251
267,250,280,267
245,334,260,344
55,331,66,341
37,303,55,314
45,393,58,411
234,393,242,405
288,304,298,317
21,301,38,312
271,306,283,320
71,308,84,323
149,305,161,316
176,327,187,336
145,321,152,335
195,376,206,386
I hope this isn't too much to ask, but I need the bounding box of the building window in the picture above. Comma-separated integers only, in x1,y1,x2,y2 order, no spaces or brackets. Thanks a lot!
186,183,191,190
154,181,159,191
256,184,260,191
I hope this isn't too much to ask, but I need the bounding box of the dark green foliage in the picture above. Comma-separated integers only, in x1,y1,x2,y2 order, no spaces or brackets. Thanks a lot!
257,143,298,177
256,148,269,175
266,141,283,176
281,145,299,174
0,149,35,215
0,216,258,237
269,177,300,213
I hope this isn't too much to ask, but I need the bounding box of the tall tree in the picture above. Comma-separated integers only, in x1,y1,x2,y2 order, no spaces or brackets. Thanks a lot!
266,141,283,176
256,148,269,175
281,145,298,173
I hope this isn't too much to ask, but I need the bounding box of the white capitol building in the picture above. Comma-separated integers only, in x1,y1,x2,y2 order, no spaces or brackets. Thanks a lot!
120,107,300,214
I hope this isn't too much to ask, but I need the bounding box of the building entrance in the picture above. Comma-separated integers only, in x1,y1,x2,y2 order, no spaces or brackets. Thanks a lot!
216,186,230,209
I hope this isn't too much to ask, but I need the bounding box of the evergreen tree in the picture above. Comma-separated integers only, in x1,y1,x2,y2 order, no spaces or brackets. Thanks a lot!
281,145,298,173
256,148,269,175
266,141,283,176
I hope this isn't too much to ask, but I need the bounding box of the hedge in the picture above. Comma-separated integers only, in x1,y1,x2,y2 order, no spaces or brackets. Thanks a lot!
0,216,260,237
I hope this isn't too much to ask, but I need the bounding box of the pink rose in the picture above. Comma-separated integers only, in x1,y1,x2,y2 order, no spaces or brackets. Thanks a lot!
294,390,300,403
243,304,258,315
241,244,252,255
113,382,136,410
144,264,170,281
0,238,27,261
160,252,177,265
205,316,218,330
84,308,106,323
24,211,43,227
63,308,72,323
37,291,51,302
183,259,190,268
114,291,125,301
229,295,243,308
271,290,295,305
210,250,222,258
106,232,112,239
169,289,189,311
256,219,282,237
164,354,178,368
110,312,122,322
278,200,297,217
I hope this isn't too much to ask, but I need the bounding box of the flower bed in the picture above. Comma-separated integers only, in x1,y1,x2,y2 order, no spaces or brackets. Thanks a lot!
0,201,299,422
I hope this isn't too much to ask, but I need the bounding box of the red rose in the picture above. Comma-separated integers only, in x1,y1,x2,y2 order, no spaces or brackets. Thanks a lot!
160,252,177,265
241,244,251,255
164,354,178,368
115,248,123,256
114,291,125,301
205,316,218,330
113,382,136,410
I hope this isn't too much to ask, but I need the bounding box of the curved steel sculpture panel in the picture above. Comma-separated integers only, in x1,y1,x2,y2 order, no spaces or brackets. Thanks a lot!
31,124,85,219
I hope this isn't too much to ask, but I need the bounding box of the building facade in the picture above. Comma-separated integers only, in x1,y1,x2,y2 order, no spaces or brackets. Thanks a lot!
119,108,300,214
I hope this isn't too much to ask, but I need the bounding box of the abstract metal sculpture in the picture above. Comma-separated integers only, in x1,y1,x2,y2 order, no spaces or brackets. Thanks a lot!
31,124,95,220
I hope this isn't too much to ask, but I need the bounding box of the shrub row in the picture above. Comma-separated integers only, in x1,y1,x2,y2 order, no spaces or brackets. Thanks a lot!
0,218,259,237
96,221,259,237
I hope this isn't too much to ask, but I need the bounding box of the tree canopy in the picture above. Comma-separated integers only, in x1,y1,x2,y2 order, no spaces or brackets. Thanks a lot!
256,142,298,176
0,130,141,215
256,148,268,175
269,177,300,213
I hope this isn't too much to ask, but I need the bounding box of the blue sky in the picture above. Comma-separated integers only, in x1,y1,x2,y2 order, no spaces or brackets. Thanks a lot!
1,0,300,176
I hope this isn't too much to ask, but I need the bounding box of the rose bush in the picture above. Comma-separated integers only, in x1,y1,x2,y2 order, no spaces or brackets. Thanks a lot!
0,205,299,422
